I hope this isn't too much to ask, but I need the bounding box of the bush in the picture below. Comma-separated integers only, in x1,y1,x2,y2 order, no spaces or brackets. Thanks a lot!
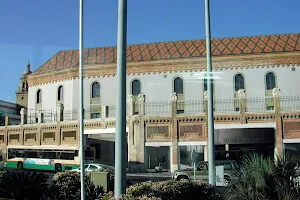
125,180,221,200
0,170,49,200
51,171,106,200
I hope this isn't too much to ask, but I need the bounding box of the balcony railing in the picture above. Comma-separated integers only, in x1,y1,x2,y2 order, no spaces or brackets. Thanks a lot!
19,95,300,125
145,101,172,116
246,96,274,112
280,96,300,111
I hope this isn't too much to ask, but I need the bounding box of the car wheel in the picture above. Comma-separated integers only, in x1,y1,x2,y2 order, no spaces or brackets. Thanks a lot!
177,176,189,181
17,161,23,169
55,163,62,172
224,177,230,186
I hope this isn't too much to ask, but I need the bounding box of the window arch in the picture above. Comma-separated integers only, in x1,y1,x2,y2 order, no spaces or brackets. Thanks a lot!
36,89,42,104
131,80,141,96
234,74,245,91
91,82,100,98
22,82,26,92
265,72,276,90
174,77,183,94
58,86,63,101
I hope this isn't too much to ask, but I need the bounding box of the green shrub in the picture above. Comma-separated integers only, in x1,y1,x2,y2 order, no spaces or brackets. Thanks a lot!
0,170,48,200
51,171,105,200
126,180,221,200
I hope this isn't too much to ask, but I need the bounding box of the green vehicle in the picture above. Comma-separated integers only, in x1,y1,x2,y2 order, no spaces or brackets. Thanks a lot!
4,146,96,172
172,160,239,186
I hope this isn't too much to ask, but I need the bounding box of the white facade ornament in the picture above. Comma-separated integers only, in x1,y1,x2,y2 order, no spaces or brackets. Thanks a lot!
170,93,177,101
137,94,145,102
272,88,281,97
127,94,134,102
237,89,246,98
203,91,208,99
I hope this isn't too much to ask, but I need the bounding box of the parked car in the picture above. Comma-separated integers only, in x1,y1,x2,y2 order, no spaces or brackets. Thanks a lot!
70,163,113,173
172,160,239,186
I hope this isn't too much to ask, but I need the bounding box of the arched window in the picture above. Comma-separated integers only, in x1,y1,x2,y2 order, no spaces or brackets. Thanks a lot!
92,82,100,98
266,72,276,90
22,82,26,92
234,74,245,91
58,86,63,101
36,89,42,104
132,80,141,96
174,77,183,94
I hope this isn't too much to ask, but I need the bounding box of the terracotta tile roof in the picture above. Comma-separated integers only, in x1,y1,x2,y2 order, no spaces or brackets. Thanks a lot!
35,33,300,74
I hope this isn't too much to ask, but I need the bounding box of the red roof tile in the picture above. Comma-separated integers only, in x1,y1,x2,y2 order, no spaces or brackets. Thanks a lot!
34,33,300,74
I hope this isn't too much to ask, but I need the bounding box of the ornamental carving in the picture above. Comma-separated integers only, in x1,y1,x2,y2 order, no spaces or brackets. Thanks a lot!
170,93,177,101
179,124,205,141
137,94,145,102
238,89,246,98
272,88,281,97
146,125,170,138
283,121,300,139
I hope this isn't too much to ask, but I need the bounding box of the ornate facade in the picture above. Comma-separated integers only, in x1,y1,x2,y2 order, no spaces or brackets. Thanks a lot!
1,33,300,172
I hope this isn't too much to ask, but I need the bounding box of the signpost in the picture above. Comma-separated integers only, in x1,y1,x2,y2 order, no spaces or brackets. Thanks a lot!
191,150,196,181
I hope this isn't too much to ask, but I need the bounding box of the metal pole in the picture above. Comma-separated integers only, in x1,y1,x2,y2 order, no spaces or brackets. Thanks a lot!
204,0,215,186
115,0,127,198
79,0,86,199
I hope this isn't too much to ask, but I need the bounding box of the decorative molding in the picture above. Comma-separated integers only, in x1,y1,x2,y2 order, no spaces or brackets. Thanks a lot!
178,123,205,141
283,121,300,139
28,52,300,86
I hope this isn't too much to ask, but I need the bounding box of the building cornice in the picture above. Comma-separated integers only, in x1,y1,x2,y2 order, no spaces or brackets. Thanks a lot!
28,52,300,87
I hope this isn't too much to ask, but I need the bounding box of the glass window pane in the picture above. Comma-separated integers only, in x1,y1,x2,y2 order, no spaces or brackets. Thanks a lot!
92,82,100,98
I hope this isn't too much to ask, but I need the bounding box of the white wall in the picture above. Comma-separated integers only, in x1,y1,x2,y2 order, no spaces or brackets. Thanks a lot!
27,65,300,111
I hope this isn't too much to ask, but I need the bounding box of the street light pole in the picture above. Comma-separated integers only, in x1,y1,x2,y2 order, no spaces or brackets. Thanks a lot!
115,0,127,198
79,0,86,199
204,0,216,186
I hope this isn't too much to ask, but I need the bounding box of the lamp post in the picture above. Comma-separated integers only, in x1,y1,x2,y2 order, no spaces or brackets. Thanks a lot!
79,0,86,199
204,0,216,186
115,0,127,198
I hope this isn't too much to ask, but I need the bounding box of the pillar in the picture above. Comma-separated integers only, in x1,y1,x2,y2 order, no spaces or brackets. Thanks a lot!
56,103,64,122
127,95,135,116
137,94,145,115
20,108,27,125
238,89,246,124
37,111,43,124
273,88,283,157
102,106,108,119
170,93,179,172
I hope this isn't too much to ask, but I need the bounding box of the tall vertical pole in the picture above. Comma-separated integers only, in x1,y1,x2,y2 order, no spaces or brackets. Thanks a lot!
204,0,215,186
79,0,86,199
115,0,127,198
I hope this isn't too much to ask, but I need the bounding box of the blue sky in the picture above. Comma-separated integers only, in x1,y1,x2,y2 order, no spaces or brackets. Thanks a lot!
0,0,299,102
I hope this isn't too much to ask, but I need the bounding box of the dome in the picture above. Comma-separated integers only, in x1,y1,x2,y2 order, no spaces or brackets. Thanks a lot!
22,61,32,76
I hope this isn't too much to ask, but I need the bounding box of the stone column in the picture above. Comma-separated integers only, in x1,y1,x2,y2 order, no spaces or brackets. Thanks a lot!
37,111,43,124
273,88,283,157
170,93,178,116
56,103,64,123
238,89,247,124
137,94,145,115
101,106,108,119
127,95,135,117
170,93,179,172
5,116,11,126
20,108,27,125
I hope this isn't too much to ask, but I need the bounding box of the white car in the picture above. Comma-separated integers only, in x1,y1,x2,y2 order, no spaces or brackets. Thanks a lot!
70,163,111,173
